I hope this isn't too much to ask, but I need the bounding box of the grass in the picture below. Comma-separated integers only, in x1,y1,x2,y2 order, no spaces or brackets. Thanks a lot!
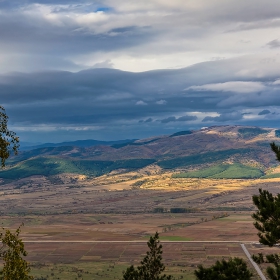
261,172,280,179
30,262,128,280
172,163,263,179
158,148,255,169
0,157,156,179
142,235,192,241
29,261,195,280
160,236,192,241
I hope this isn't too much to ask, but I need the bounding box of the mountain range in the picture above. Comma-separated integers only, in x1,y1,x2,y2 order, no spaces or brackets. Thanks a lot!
2,125,280,181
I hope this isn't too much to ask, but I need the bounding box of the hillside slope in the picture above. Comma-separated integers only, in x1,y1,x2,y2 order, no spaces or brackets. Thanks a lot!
1,125,280,181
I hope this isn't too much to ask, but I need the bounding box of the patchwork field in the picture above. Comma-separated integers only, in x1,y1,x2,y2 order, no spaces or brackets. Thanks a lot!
1,171,280,279
24,242,260,280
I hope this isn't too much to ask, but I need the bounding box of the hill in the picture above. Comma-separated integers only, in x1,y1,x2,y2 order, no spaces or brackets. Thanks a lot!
1,125,280,181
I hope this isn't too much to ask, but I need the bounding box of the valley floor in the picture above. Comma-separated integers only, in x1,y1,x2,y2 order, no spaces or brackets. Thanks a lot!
1,174,280,279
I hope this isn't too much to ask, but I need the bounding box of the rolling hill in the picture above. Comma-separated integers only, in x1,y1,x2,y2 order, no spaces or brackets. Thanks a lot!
1,125,280,181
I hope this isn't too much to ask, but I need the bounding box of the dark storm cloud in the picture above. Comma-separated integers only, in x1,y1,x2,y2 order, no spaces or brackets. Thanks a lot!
0,15,152,55
161,117,176,124
202,112,244,123
0,59,277,126
258,109,271,115
160,115,197,123
267,39,280,49
144,118,153,123
2,56,280,142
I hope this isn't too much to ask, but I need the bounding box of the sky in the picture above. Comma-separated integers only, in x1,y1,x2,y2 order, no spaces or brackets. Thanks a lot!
1,0,280,143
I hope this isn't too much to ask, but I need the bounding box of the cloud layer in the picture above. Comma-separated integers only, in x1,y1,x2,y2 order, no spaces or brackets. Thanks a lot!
2,55,280,142
1,1,280,141
1,0,280,73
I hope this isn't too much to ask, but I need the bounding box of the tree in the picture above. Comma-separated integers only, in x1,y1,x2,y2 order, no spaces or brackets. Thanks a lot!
122,232,173,280
252,188,280,279
0,105,19,167
252,188,280,246
194,257,253,280
0,225,33,280
252,253,280,280
0,107,32,279
251,142,280,279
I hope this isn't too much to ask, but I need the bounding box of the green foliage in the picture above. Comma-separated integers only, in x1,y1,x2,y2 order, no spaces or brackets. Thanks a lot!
122,232,173,280
271,142,280,162
0,225,33,280
251,143,280,280
238,127,267,139
194,257,253,280
275,130,280,138
169,131,192,137
252,253,280,280
0,157,156,179
252,188,280,246
173,163,263,179
261,173,280,179
158,148,254,169
0,106,19,167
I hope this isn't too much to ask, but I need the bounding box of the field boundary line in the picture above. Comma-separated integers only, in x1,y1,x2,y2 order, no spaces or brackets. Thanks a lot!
241,243,267,280
22,240,258,243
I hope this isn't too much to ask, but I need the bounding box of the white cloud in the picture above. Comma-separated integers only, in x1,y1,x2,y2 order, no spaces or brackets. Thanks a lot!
156,99,167,105
271,79,280,85
136,100,148,105
187,81,266,94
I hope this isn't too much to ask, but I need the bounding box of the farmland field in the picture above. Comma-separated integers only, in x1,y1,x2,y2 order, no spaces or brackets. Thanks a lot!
1,171,280,279
24,242,259,280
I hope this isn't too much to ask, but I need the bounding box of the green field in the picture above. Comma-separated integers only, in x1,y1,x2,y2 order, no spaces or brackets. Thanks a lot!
158,148,255,169
261,172,280,179
0,157,156,180
29,261,195,280
172,163,263,179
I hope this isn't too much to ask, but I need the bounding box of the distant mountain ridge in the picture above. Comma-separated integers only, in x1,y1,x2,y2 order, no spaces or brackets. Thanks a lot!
2,125,280,181
20,139,137,151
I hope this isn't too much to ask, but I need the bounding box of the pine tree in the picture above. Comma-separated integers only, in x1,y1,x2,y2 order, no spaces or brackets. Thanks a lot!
252,188,280,246
123,232,173,280
251,142,280,279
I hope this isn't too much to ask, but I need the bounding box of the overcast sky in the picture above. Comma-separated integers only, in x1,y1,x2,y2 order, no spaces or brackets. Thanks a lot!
1,0,280,143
